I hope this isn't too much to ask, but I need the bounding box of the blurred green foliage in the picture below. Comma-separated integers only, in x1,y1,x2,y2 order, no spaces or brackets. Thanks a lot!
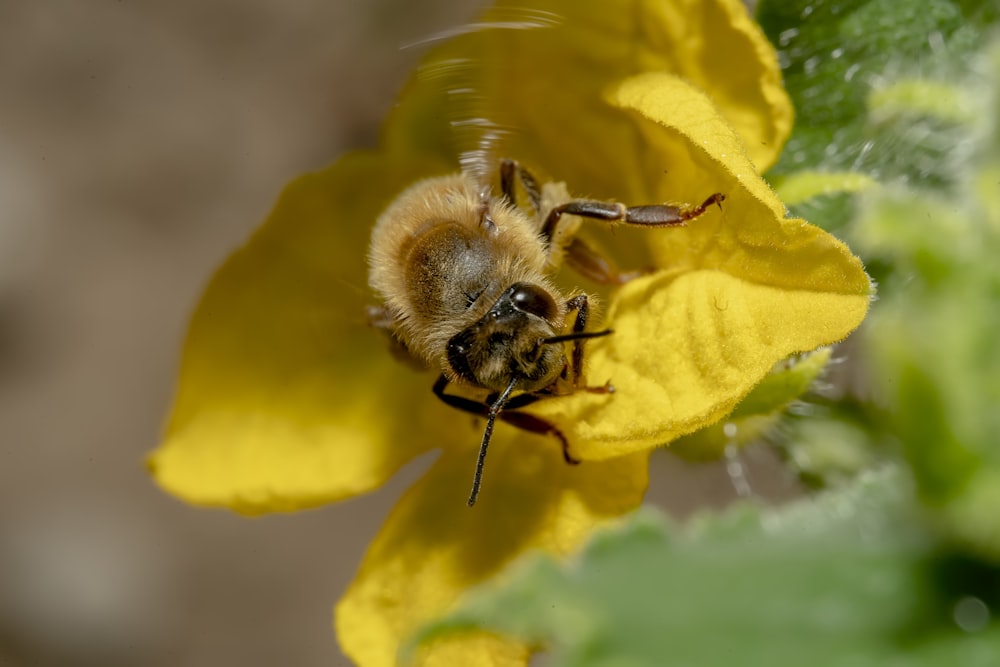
406,473,1000,666
758,0,994,232
855,47,1000,559
756,0,986,177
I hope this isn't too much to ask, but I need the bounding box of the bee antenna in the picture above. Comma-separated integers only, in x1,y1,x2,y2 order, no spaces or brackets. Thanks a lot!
540,329,613,345
468,375,519,507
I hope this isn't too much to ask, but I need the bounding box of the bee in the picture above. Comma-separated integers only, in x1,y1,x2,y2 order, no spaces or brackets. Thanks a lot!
368,159,723,505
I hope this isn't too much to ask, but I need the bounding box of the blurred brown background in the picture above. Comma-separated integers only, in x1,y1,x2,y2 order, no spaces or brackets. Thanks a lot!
0,1,795,665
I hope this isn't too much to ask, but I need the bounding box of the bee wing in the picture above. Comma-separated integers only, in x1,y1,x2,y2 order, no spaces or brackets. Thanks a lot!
403,8,561,190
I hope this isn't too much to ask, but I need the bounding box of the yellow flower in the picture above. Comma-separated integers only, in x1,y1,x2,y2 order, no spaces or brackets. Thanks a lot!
148,1,870,665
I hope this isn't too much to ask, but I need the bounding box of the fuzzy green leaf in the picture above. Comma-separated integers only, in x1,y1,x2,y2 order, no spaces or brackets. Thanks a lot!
405,472,1000,666
756,0,982,176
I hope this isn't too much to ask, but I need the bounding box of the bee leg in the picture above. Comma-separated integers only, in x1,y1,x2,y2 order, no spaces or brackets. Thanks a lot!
434,375,524,505
561,294,616,394
499,392,540,409
435,378,561,421
432,374,493,418
435,375,557,422
432,376,579,489
499,158,542,213
563,294,596,387
499,410,580,465
564,236,654,286
499,159,517,206
541,192,725,240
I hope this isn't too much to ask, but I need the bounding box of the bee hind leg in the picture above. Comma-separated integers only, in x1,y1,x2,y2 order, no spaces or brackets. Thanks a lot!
541,192,725,241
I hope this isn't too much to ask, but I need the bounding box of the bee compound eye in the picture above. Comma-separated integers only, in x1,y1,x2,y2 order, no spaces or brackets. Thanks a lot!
509,283,558,321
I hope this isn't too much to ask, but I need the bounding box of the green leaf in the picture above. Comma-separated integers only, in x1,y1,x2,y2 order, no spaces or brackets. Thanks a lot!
405,470,1000,666
756,0,982,177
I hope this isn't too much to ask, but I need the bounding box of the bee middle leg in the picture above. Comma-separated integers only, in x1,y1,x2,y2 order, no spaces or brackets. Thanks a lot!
563,236,654,286
432,375,579,464
499,158,542,213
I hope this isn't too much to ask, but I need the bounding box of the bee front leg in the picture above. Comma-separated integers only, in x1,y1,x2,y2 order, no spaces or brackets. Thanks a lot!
564,294,589,385
432,375,580,467
563,295,615,395
432,374,492,418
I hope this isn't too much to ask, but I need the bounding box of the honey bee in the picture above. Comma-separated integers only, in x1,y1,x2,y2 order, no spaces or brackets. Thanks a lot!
368,159,723,505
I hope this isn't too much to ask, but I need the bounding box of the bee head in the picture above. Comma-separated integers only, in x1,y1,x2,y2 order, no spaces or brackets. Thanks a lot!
446,282,565,393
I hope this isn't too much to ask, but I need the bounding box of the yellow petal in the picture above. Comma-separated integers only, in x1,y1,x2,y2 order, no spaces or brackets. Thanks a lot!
336,434,648,666
529,73,871,460
610,73,870,295
149,152,465,514
385,0,791,193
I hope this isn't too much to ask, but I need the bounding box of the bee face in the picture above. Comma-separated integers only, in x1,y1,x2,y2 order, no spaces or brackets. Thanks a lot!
446,282,565,393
